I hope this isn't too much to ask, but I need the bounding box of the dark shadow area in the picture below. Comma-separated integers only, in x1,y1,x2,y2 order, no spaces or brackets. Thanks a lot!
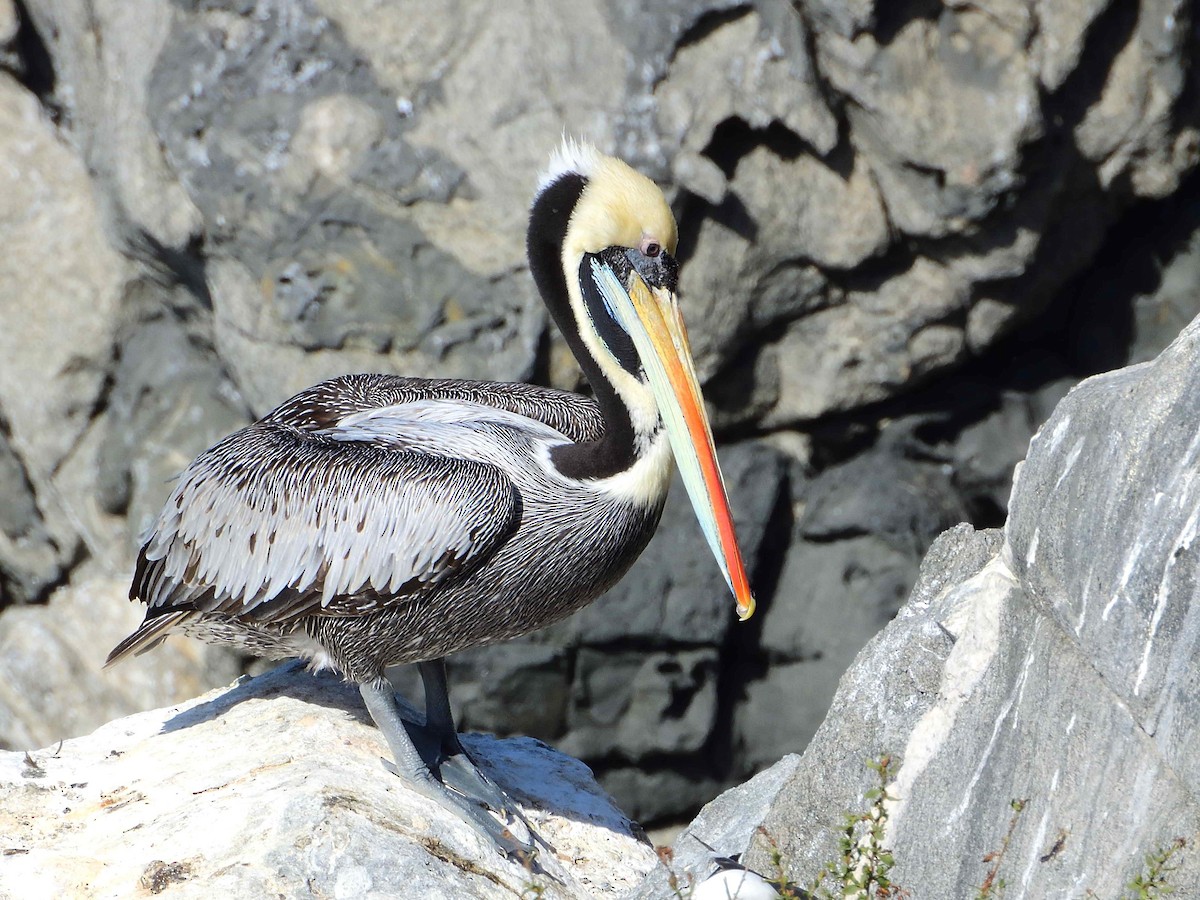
9,0,59,121
873,0,942,47
781,155,1196,527
126,229,215,313
670,4,753,64
704,117,812,178
671,188,709,268
910,163,1200,431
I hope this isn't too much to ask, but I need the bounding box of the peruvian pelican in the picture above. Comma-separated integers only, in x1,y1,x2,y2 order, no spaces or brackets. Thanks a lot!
107,142,756,857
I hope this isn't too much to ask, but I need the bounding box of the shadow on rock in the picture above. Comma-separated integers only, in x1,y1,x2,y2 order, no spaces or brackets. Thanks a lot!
159,660,634,836
160,659,372,734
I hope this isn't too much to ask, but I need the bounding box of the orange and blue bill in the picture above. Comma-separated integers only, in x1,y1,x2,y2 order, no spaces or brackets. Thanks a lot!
591,260,756,620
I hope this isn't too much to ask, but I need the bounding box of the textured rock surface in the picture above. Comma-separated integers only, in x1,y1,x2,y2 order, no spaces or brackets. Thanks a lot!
1005,317,1200,798
682,317,1200,896
0,663,657,900
0,70,122,605
0,0,1198,827
0,562,241,751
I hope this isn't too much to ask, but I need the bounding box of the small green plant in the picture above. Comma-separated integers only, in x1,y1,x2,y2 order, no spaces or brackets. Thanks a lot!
974,798,1028,899
754,826,805,897
805,754,909,899
1124,837,1187,899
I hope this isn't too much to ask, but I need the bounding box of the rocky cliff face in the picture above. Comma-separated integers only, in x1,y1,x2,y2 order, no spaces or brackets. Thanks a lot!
0,0,1198,825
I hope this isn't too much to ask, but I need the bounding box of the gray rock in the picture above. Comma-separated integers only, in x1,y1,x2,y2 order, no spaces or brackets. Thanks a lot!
0,69,123,470
96,308,252,545
599,0,840,194
19,1,202,246
763,257,976,424
852,557,1200,896
0,420,63,607
596,764,727,828
0,562,241,751
717,0,1196,424
901,521,1009,607
144,1,543,413
562,648,719,762
840,14,1040,240
0,662,657,899
0,71,124,607
0,0,14,45
729,321,1200,895
654,7,838,175
1007,316,1200,789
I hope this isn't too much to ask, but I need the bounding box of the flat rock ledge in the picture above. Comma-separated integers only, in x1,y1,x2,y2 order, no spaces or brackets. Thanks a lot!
0,662,657,899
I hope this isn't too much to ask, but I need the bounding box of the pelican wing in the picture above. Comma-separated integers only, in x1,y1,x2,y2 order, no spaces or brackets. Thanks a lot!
267,373,605,444
133,419,520,626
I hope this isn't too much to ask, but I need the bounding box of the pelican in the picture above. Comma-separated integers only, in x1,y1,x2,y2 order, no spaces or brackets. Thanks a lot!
107,142,756,857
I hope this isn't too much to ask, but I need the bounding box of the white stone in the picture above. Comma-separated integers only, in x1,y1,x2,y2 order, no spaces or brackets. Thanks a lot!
0,663,657,899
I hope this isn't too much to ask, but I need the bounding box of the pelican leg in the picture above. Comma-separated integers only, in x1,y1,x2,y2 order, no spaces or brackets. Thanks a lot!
416,658,523,819
358,679,532,859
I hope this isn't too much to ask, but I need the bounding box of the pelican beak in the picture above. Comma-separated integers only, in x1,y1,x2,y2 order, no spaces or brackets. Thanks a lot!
590,260,756,620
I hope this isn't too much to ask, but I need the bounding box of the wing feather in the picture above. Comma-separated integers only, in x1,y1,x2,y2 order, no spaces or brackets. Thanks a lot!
134,421,520,627
267,373,605,443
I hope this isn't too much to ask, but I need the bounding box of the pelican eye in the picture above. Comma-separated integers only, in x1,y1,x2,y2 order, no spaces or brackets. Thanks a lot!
641,238,661,258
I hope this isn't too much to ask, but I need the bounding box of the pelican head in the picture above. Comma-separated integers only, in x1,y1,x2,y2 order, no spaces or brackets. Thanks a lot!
528,140,755,621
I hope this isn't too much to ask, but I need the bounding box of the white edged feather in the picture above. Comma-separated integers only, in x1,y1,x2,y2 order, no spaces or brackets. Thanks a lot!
537,135,605,194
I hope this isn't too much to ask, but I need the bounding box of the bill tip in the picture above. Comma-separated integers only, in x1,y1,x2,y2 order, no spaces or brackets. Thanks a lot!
736,594,756,621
